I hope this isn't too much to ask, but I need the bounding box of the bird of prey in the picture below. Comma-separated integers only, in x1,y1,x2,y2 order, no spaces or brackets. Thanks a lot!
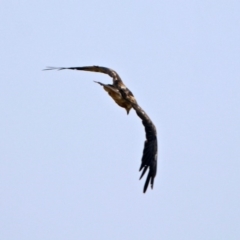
44,66,157,193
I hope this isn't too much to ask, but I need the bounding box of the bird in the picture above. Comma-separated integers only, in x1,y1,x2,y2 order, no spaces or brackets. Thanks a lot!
44,66,157,193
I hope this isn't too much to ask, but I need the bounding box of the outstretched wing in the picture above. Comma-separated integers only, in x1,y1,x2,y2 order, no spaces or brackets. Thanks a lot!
132,104,157,193
44,66,123,84
44,65,158,193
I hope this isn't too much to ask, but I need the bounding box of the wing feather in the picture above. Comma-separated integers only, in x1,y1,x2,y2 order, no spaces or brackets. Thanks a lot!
132,104,158,193
44,66,122,84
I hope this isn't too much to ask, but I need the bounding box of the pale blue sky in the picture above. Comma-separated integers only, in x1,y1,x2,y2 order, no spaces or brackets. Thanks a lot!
1,1,240,239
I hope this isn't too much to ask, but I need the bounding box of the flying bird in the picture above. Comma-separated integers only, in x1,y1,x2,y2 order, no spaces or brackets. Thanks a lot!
44,66,157,193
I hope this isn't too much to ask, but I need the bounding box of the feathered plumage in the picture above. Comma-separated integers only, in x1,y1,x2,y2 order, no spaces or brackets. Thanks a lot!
44,66,157,193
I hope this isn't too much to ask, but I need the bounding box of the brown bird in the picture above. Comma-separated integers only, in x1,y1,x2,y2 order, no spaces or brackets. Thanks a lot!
44,66,157,193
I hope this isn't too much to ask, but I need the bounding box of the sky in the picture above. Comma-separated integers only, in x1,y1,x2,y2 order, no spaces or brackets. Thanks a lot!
1,1,240,239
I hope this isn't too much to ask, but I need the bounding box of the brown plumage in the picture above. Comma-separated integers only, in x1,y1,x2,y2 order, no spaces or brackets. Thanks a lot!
44,66,157,193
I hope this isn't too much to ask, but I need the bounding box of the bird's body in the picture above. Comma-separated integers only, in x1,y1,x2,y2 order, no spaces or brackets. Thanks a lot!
44,66,157,193
95,81,136,114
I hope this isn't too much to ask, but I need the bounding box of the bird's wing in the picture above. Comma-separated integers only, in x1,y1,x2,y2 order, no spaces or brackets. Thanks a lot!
132,103,158,193
44,65,157,193
94,81,121,95
44,66,123,84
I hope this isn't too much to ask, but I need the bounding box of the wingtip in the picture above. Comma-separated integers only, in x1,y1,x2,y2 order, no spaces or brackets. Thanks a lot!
42,67,51,71
93,81,104,86
43,67,64,71
143,173,151,193
143,184,148,193
139,165,148,180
